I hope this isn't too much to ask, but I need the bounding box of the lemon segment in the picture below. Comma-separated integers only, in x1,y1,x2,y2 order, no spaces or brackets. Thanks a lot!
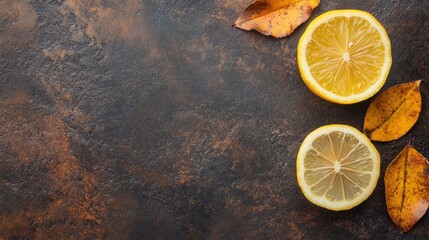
297,10,392,104
296,124,380,210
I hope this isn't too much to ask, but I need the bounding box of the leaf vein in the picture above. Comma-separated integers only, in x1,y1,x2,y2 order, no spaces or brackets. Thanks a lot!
400,147,409,213
367,98,408,135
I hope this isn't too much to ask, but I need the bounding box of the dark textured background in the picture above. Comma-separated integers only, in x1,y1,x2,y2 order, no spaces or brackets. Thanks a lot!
0,0,428,239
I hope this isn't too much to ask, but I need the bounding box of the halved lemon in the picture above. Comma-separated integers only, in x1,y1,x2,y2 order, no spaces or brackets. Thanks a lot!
297,10,392,104
296,124,380,211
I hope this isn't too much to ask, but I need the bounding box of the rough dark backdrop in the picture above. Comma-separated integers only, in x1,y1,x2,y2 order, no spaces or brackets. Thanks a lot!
0,0,428,239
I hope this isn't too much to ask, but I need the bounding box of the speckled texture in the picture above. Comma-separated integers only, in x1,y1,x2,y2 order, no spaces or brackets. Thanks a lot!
384,145,429,233
0,0,428,239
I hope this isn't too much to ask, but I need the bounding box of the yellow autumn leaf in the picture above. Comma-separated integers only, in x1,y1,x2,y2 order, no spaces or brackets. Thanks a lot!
234,0,320,38
384,145,429,233
363,80,422,142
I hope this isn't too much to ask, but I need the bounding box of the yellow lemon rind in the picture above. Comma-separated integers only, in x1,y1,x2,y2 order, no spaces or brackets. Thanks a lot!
296,124,380,211
297,10,392,104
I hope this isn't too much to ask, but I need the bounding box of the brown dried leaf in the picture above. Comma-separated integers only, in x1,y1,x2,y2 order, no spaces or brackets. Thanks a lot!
364,80,422,142
234,0,320,38
385,145,429,233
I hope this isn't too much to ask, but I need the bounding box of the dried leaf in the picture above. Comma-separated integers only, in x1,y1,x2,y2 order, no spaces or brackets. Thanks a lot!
234,0,320,38
364,80,422,142
384,145,429,233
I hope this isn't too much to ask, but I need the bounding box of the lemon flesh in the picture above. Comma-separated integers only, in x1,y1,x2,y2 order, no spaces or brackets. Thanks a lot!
298,10,392,104
297,125,380,211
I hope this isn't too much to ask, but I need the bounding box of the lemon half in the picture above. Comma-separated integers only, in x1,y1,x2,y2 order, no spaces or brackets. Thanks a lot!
297,10,392,104
296,124,380,210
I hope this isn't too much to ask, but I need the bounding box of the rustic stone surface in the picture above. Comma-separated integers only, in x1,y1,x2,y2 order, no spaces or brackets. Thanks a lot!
0,0,428,239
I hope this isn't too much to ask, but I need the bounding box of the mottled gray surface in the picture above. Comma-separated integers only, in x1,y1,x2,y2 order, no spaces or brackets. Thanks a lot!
0,0,428,239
